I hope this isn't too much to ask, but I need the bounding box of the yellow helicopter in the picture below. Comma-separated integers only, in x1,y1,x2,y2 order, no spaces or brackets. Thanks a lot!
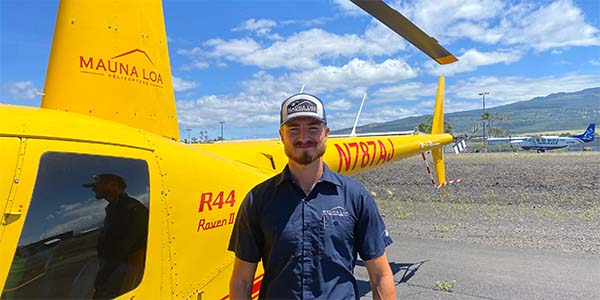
0,0,457,299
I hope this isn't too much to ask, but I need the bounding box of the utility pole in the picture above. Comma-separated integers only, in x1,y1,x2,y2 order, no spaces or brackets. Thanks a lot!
478,92,490,152
186,128,192,143
219,121,225,141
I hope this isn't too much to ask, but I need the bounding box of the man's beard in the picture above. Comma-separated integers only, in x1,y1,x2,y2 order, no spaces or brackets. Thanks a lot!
285,140,326,165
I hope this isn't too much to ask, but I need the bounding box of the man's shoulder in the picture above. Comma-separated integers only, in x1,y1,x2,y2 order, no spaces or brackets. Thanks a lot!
251,173,283,195
240,173,283,213
330,170,361,185
119,194,147,210
324,165,368,193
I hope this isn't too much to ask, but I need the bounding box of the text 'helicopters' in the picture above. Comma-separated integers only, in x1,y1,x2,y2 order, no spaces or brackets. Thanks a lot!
0,0,457,299
487,123,595,152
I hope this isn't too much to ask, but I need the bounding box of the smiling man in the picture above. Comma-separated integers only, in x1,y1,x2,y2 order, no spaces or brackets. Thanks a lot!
228,93,396,300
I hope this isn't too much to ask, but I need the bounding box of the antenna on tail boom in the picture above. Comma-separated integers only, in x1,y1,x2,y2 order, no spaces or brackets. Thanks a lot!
350,93,367,137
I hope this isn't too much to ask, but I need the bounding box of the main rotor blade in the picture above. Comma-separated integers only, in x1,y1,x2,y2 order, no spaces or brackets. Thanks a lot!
350,0,458,65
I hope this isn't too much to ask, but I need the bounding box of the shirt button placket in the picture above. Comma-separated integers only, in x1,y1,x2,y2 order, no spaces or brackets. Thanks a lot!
301,198,312,298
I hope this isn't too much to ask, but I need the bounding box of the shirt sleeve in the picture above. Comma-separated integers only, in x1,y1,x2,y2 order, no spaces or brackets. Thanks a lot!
228,190,263,263
354,188,393,261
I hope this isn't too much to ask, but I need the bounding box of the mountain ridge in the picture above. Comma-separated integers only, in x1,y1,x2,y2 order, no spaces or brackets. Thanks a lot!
334,87,600,136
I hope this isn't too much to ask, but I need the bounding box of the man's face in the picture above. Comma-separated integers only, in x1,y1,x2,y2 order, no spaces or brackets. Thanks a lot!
279,117,329,165
91,180,117,200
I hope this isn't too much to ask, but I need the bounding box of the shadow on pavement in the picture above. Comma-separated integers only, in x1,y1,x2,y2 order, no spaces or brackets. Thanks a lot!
356,260,428,297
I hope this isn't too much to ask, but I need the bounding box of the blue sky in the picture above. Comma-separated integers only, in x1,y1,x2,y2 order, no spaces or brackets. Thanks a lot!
1,0,599,140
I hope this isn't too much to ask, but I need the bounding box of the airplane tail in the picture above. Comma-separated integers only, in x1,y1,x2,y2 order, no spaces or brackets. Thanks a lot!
40,0,180,141
572,123,595,142
430,76,448,193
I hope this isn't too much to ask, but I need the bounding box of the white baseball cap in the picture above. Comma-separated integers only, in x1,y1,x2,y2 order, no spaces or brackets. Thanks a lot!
280,93,327,127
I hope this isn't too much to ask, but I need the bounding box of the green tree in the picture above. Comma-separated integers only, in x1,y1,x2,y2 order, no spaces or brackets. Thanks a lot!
487,112,510,137
417,116,453,134
470,112,511,138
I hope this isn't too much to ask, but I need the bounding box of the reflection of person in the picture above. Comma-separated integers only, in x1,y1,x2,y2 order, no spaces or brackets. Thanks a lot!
228,94,396,299
83,174,149,299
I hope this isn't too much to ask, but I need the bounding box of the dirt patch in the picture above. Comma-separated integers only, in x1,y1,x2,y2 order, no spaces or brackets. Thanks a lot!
354,152,600,255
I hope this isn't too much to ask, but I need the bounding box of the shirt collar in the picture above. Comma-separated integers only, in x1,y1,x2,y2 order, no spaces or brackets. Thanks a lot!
276,163,342,187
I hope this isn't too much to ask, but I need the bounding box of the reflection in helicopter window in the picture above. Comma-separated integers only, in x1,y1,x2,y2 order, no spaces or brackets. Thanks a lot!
2,152,149,300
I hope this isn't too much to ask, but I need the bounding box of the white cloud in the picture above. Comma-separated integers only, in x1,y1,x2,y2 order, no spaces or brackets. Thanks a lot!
234,18,277,34
332,0,364,16
326,111,360,130
500,0,600,51
426,48,523,75
328,98,353,110
175,58,417,131
329,105,420,130
347,87,369,100
238,58,418,99
364,105,420,122
447,21,503,44
444,98,482,114
395,0,600,52
362,21,409,56
177,94,280,129
174,0,598,76
399,0,504,42
448,73,600,109
241,29,367,70
233,18,281,40
240,71,301,97
0,81,39,103
280,17,331,28
178,38,262,69
205,38,263,60
590,60,600,66
372,81,437,103
172,75,198,92
177,47,210,70
178,23,408,71
290,58,418,92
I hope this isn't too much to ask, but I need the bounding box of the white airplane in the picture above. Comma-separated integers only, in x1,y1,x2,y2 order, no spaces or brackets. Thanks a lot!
488,123,595,152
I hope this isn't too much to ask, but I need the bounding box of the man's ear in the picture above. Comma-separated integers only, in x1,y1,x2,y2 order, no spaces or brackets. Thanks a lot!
324,126,330,137
279,127,284,140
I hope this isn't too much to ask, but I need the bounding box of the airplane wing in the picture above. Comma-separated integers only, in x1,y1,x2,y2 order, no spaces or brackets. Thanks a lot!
487,137,528,142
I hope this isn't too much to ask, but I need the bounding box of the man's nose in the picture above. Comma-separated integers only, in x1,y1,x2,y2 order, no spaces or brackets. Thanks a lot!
298,127,310,141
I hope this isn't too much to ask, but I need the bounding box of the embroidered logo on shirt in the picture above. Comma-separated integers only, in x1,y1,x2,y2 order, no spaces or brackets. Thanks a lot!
322,206,350,217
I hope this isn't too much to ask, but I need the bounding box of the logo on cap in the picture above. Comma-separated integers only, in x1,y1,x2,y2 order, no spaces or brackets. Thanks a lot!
287,100,317,115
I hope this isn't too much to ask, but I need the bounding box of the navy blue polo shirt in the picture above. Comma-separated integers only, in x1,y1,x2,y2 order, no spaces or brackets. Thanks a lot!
228,164,393,300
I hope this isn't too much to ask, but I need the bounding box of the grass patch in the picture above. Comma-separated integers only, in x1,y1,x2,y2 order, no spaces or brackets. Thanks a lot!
433,224,450,233
375,198,415,220
435,280,456,292
391,205,413,220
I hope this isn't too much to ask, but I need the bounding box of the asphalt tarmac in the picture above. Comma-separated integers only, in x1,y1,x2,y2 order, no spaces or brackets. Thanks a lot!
355,234,600,300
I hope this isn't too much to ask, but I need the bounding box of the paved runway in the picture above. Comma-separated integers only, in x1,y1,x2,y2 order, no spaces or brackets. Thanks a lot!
355,235,600,299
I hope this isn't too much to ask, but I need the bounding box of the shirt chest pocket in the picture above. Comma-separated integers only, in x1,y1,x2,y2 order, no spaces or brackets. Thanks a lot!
320,214,355,261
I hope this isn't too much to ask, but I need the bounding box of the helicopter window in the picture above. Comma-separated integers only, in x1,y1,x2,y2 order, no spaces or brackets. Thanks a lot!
2,152,149,300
